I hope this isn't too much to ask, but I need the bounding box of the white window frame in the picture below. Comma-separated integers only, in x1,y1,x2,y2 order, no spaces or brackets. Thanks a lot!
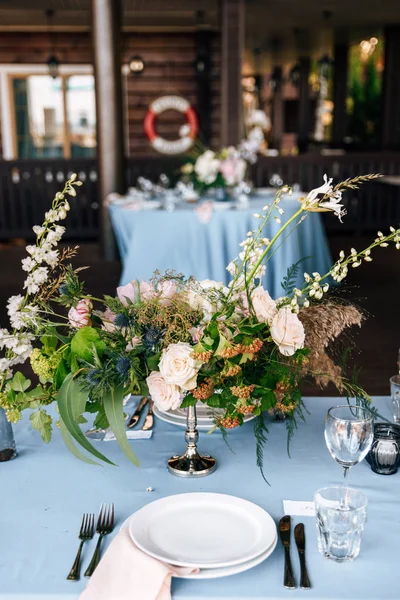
0,64,93,160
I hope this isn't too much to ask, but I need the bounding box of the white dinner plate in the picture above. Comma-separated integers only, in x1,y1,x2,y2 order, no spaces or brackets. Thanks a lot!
128,492,277,569
153,403,255,430
120,514,277,579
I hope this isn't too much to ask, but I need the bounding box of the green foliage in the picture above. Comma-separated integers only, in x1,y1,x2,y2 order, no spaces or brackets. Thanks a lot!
281,257,310,296
30,409,52,443
254,414,270,485
70,326,106,363
103,386,140,466
57,373,114,465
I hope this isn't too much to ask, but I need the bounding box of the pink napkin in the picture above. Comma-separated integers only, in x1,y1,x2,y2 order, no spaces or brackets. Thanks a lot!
194,201,214,224
80,523,199,600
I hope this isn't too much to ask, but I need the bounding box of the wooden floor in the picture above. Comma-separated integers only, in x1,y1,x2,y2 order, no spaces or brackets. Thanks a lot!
0,234,399,397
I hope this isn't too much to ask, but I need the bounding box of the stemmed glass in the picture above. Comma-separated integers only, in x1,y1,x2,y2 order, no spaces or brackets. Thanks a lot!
324,405,374,481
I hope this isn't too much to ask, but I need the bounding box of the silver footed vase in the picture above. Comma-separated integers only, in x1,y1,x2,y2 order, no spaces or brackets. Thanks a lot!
167,404,217,477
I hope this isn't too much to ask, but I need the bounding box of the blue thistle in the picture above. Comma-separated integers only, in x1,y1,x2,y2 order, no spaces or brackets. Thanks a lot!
59,283,69,296
115,356,130,380
114,313,130,328
143,326,164,353
86,368,102,385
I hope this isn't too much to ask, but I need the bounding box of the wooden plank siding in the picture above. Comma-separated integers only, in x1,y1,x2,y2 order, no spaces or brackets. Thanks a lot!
0,31,221,158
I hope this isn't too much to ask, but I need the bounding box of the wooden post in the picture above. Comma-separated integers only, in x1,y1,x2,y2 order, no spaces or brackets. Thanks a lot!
220,0,244,146
92,0,126,260
332,33,349,147
195,23,213,146
382,26,400,149
297,57,311,153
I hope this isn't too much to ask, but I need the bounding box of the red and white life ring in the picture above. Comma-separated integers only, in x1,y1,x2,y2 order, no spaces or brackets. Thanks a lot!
144,95,199,155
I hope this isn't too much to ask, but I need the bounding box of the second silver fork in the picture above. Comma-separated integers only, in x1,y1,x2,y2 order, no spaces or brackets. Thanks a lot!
67,513,95,581
84,503,115,577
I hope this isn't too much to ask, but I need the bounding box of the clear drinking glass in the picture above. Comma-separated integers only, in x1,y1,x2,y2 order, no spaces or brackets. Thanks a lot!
325,405,374,480
0,407,17,461
390,375,400,424
314,486,368,562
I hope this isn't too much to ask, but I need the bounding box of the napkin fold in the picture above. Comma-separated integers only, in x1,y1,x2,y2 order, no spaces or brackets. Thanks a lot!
80,523,198,600
103,429,152,441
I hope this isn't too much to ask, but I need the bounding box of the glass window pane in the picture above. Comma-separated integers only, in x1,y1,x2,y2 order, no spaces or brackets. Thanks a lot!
66,75,96,157
13,76,64,158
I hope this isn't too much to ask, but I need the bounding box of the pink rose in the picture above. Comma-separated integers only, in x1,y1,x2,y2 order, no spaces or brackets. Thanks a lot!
251,287,277,325
158,280,177,307
117,280,155,306
126,336,141,351
270,307,305,356
117,282,136,306
68,298,93,329
101,308,117,332
140,281,155,301
146,371,182,411
189,325,205,343
219,153,247,186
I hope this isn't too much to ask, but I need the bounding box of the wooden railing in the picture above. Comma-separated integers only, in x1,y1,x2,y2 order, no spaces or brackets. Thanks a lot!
0,154,399,240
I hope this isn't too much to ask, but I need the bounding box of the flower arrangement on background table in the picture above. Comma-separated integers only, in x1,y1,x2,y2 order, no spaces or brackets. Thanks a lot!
0,172,399,478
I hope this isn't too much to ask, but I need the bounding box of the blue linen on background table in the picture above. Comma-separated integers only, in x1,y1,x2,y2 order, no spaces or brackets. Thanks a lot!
1,396,399,600
109,192,332,299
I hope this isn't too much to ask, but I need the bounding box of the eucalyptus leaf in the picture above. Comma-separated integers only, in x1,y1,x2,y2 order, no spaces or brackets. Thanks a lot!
146,353,161,372
180,395,197,408
103,386,140,467
57,373,114,465
59,419,99,466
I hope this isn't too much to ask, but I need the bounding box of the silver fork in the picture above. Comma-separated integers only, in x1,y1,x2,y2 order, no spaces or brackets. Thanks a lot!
67,513,95,581
84,503,115,577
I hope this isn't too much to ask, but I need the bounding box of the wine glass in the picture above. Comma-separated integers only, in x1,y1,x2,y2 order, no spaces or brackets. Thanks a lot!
325,405,374,481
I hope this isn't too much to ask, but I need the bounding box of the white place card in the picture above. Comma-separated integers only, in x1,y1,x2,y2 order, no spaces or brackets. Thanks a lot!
283,500,316,517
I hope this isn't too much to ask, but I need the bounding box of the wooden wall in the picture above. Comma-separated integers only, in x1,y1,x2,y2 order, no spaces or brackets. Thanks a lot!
0,31,221,158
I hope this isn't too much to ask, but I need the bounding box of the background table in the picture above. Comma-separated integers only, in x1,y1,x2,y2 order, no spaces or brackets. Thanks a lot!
109,191,332,299
1,396,399,599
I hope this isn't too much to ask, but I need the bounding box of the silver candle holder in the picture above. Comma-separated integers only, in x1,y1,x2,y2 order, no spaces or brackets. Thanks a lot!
167,404,217,477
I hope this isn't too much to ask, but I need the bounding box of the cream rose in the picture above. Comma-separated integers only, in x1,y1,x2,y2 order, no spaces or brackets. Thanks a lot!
270,307,305,357
251,286,277,325
68,298,92,329
159,341,200,390
146,371,182,411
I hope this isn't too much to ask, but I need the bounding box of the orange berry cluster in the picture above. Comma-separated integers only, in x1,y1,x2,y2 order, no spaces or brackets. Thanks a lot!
192,378,215,400
219,345,242,358
218,416,241,429
222,364,242,377
238,338,263,354
191,350,213,362
236,404,256,415
230,384,255,399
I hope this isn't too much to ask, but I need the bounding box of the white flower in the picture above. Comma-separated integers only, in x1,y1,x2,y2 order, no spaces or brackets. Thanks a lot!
42,249,59,267
194,150,221,185
46,226,65,246
186,280,228,320
251,287,277,325
301,174,346,222
33,225,45,236
219,148,247,186
246,109,271,130
23,266,49,295
270,307,305,357
0,357,12,375
21,257,36,272
159,342,200,391
146,371,182,412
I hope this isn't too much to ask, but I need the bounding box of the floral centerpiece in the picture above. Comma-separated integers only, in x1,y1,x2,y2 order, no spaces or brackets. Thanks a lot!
0,173,399,477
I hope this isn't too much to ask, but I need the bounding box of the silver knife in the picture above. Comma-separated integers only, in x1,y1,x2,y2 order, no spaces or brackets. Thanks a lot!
279,515,296,589
294,523,311,589
127,396,149,428
141,399,154,431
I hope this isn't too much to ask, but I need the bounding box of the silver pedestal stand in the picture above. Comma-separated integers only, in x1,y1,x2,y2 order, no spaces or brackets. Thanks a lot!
167,404,217,477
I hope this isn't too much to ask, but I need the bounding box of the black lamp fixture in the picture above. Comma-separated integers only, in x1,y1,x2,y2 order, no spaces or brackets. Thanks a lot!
269,66,282,93
129,55,145,75
46,9,59,79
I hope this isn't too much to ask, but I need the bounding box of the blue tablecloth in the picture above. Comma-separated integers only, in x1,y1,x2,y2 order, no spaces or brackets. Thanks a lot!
1,396,399,599
109,192,332,299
